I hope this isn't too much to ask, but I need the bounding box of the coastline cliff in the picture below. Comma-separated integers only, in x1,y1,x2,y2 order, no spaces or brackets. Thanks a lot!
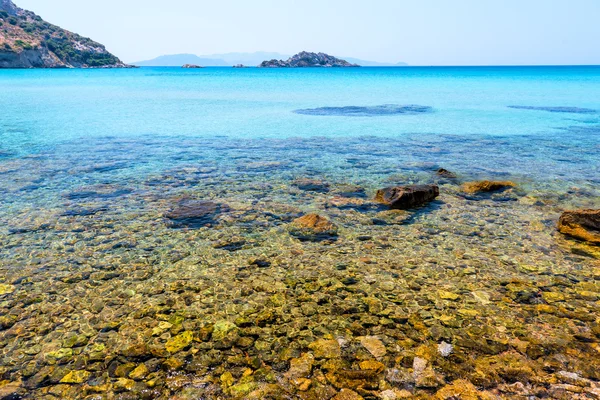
0,0,129,68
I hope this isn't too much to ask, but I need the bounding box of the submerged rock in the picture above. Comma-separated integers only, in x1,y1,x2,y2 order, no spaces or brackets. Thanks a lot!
332,389,364,400
164,199,229,228
558,209,600,245
288,214,338,241
360,336,387,358
435,379,487,399
462,180,516,194
374,185,439,209
436,168,457,179
292,178,330,192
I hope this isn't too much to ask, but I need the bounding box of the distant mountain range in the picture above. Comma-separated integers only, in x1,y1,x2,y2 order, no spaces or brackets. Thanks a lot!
132,52,408,67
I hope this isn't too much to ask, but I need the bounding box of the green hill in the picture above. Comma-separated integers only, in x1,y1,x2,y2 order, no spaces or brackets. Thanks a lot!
0,0,128,68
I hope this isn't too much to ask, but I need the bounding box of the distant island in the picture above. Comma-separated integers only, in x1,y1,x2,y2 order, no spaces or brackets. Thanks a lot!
132,52,407,67
259,52,359,68
0,0,128,68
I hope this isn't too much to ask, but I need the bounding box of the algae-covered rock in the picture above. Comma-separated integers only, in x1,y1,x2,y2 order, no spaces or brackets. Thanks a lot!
129,364,149,380
558,209,600,245
229,382,258,397
59,370,90,384
462,181,516,194
212,321,237,341
438,290,460,301
286,353,314,380
62,334,88,348
165,331,193,353
288,214,338,241
435,379,485,399
375,185,439,209
0,284,15,295
309,339,341,359
436,168,458,179
332,388,365,400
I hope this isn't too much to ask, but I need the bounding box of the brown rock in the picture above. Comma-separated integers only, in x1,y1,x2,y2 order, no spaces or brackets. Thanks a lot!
436,168,457,179
558,209,600,245
360,336,387,358
288,214,338,241
374,185,439,209
462,180,516,194
286,353,314,380
435,379,484,400
309,339,341,359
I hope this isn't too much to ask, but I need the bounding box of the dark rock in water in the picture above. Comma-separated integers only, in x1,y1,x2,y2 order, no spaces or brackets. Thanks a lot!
374,185,439,210
249,259,271,268
294,104,432,117
63,187,133,200
182,64,203,68
292,178,330,193
259,51,359,68
462,181,516,194
558,209,600,245
288,214,338,242
62,207,108,216
213,240,246,252
508,106,596,114
165,200,229,228
436,168,457,179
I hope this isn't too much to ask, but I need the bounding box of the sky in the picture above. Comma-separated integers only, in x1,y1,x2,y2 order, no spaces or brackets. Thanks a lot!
14,0,600,65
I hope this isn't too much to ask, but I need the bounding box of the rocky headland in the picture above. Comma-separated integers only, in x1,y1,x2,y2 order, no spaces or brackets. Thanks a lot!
0,0,129,68
259,51,360,68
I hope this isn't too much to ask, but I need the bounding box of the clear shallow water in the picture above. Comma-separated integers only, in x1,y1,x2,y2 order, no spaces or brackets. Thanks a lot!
0,67,600,399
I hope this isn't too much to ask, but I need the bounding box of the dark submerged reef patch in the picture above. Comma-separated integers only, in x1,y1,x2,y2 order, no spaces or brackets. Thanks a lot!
508,105,596,114
294,104,433,116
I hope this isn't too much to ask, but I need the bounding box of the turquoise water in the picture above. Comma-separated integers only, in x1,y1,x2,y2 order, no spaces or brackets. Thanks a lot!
1,66,600,205
1,67,600,399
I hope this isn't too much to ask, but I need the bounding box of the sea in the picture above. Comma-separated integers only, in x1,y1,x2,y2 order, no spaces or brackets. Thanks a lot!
0,66,599,399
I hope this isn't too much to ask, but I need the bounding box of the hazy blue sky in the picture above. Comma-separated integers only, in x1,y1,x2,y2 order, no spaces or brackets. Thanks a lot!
16,0,600,65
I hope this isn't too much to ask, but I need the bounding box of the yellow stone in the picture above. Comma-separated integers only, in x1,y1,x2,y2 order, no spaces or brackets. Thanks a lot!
0,284,15,295
165,331,193,353
457,309,479,317
60,370,91,384
542,292,565,303
114,378,135,391
129,364,149,380
359,360,385,372
438,290,460,301
220,372,234,388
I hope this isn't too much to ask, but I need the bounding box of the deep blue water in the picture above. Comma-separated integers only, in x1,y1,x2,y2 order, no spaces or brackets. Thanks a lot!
1,66,599,213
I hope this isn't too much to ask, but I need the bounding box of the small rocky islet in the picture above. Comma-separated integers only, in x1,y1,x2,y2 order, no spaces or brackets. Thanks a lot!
258,52,359,68
0,152,599,400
